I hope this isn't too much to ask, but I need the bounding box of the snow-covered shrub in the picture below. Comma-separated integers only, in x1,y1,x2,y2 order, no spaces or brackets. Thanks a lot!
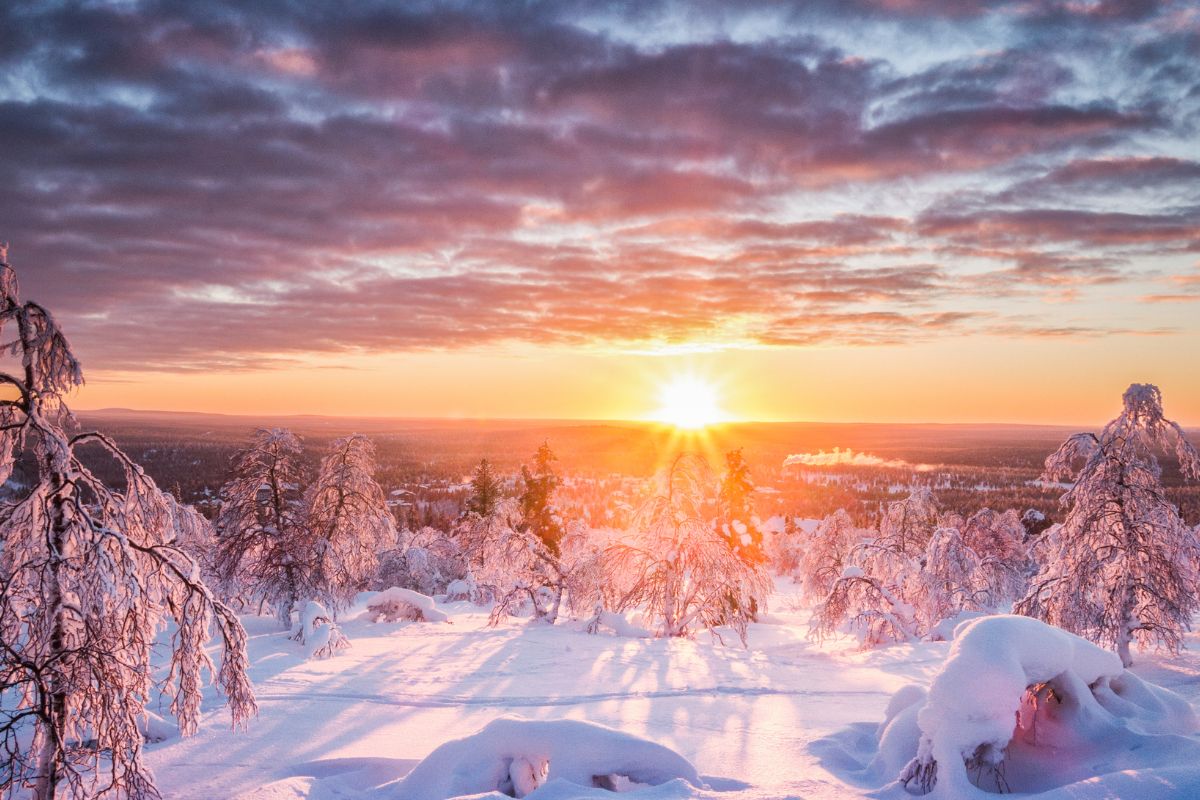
810,564,921,645
896,614,1198,797
813,490,1035,647
390,717,703,800
443,573,491,604
913,526,986,628
810,490,933,646
376,526,467,597
366,587,450,624
605,453,771,643
1016,383,1200,666
291,600,350,659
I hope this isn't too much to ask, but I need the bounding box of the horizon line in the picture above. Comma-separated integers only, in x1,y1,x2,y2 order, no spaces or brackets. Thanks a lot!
72,405,1130,430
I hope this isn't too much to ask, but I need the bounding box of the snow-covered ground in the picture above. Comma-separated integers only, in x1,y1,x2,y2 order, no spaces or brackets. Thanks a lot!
145,582,1200,799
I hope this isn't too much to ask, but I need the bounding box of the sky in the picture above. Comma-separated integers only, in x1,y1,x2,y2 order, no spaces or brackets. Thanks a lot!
1,0,1198,424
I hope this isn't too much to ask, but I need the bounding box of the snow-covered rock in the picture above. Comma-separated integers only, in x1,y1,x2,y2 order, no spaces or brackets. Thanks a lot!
388,717,703,800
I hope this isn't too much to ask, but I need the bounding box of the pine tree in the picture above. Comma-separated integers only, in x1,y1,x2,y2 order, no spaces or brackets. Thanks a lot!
718,448,765,566
0,246,255,799
1016,384,1200,666
466,458,501,517
518,442,564,556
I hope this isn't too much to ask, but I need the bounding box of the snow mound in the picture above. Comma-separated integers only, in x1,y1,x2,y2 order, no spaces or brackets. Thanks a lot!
897,614,1199,797
387,717,703,800
367,587,450,624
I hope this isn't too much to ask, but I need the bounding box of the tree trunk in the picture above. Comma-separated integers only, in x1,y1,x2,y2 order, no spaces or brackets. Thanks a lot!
35,468,71,800
1117,612,1136,668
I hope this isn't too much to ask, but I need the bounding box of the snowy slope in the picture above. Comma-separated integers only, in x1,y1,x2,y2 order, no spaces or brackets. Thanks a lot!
145,583,1200,799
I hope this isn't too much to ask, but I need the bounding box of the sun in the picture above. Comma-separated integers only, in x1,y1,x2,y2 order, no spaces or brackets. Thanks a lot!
653,375,726,429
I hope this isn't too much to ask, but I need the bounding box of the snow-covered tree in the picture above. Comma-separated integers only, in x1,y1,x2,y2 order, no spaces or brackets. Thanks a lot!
958,507,1030,602
306,434,394,610
606,453,771,643
876,486,938,556
0,247,255,799
914,526,986,627
793,509,862,602
718,448,765,566
811,490,941,646
1016,384,1200,666
213,428,309,629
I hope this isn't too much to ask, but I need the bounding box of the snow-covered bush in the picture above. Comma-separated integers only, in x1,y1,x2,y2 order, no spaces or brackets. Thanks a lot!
1016,383,1200,666
766,515,806,576
376,527,468,597
813,488,1037,647
896,614,1198,797
443,573,491,604
914,526,986,628
605,453,771,644
810,490,934,646
389,717,703,800
810,564,921,645
290,600,350,659
365,587,450,624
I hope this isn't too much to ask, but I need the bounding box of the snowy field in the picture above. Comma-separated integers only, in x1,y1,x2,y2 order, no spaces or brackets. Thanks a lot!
145,581,1200,800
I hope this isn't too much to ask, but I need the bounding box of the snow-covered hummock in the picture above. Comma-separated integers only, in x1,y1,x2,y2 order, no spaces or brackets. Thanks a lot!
387,717,703,800
896,614,1199,798
366,587,450,624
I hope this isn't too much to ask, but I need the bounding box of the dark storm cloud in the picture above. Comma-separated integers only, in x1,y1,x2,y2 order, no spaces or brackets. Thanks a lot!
0,0,1196,370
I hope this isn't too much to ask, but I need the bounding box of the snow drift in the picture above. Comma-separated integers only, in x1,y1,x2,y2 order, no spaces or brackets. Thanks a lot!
891,615,1199,797
387,717,703,799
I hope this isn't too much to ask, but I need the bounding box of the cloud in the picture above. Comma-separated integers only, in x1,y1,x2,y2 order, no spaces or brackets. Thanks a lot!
0,0,1195,372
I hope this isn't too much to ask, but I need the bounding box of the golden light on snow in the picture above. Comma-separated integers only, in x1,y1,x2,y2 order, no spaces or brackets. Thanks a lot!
652,374,727,429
